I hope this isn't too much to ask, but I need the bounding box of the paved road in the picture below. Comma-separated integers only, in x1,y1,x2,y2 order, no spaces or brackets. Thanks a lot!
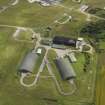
57,3,105,21
11,0,19,6
20,49,48,87
78,10,105,21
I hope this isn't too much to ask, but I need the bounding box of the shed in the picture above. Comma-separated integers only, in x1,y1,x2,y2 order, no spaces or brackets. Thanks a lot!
36,48,42,54
52,44,66,50
68,52,77,63
55,57,76,80
19,51,39,73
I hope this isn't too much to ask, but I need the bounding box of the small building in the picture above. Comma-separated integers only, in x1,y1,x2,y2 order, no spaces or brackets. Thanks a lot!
80,5,89,12
19,51,39,73
76,37,84,49
68,52,77,63
53,36,76,47
36,48,42,54
78,37,84,41
52,44,66,50
27,0,62,6
40,39,52,46
72,0,81,3
55,57,76,80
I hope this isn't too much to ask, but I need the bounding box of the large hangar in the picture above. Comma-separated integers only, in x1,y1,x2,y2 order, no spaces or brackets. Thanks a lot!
19,51,39,73
55,57,76,80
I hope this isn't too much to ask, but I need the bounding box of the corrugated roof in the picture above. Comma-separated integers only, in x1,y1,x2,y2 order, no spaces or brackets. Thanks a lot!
55,57,76,80
19,51,39,73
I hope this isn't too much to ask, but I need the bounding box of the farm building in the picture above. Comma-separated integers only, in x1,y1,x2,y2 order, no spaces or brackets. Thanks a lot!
36,48,42,54
19,51,39,73
53,36,76,47
40,39,52,46
51,44,66,49
68,52,77,63
55,57,76,80
27,0,62,6
79,5,89,12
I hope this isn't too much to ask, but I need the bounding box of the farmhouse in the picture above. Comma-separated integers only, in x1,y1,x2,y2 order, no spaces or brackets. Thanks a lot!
19,51,39,73
55,57,76,80
53,36,76,47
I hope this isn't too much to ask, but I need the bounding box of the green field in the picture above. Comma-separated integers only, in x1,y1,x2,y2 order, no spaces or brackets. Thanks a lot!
95,53,105,105
0,0,104,105
0,26,97,105
47,49,97,105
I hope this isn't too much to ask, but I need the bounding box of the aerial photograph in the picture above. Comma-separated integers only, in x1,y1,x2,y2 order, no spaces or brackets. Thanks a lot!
0,0,105,105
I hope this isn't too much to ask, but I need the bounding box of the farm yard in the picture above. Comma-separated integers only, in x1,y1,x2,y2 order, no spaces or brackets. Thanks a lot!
0,0,105,105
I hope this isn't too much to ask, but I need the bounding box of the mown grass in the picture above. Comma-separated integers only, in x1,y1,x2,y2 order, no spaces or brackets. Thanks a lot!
0,0,103,104
95,53,105,105
46,49,97,105
0,39,96,105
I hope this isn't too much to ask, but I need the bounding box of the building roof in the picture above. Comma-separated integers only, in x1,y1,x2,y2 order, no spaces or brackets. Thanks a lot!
36,48,42,54
52,44,66,49
55,57,76,80
53,36,76,46
68,52,77,63
19,51,39,73
41,0,61,4
27,0,62,5
78,37,84,41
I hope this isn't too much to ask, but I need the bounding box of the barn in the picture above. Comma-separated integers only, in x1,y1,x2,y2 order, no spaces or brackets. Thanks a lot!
53,36,76,46
55,57,76,80
19,51,39,73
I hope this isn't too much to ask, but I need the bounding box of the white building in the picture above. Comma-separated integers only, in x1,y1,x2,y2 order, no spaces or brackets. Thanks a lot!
27,0,62,6
76,37,84,51
36,48,42,54
80,5,89,12
27,0,39,3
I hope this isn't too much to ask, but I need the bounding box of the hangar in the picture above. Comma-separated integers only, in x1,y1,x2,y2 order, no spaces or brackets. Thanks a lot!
19,51,39,73
55,57,76,80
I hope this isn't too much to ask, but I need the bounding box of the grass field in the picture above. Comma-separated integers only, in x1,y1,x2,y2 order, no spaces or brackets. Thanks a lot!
0,27,97,105
0,0,87,37
47,49,97,105
95,53,105,105
0,0,104,105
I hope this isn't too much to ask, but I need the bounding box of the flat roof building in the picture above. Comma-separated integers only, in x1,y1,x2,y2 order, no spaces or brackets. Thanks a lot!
36,48,42,54
19,51,39,73
55,57,76,80
27,0,62,6
53,36,76,47
52,44,66,50
68,52,77,63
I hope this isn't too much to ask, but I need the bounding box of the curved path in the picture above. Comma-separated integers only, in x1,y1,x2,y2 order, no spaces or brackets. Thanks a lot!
46,59,77,96
83,44,94,54
55,16,72,24
20,49,48,87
